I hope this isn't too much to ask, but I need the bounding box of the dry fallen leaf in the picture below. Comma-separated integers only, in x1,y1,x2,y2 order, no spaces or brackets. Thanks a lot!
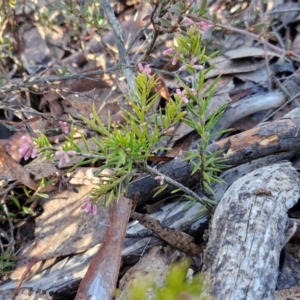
206,56,265,78
235,65,271,85
62,89,122,120
10,184,109,281
224,47,279,59
20,27,51,66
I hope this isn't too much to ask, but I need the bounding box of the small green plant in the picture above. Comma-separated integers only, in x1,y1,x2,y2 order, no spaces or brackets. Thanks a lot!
154,26,229,214
168,27,229,206
27,22,227,214
119,260,210,300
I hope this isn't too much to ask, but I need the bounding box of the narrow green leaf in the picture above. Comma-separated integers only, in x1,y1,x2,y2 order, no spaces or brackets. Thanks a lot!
9,195,20,209
35,193,49,199
193,205,208,219
22,206,33,215
153,184,168,198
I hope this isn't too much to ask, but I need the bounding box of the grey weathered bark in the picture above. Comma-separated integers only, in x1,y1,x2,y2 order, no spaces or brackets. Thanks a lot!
212,91,286,133
1,156,298,298
129,115,300,205
2,116,300,298
202,162,300,300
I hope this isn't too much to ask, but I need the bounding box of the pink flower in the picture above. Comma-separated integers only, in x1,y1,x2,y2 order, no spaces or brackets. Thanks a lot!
176,88,182,95
154,176,165,186
81,196,98,215
179,65,187,72
138,63,151,76
138,63,144,72
172,57,178,65
19,136,37,160
195,21,213,32
183,17,194,26
181,97,189,104
199,21,212,31
176,89,189,104
163,48,174,55
59,121,69,134
55,150,76,168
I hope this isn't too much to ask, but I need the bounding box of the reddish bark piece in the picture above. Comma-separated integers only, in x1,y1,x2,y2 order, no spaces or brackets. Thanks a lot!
75,197,132,300
152,73,170,101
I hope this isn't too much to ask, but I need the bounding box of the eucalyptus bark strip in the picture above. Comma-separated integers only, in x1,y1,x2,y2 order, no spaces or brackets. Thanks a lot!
75,197,132,300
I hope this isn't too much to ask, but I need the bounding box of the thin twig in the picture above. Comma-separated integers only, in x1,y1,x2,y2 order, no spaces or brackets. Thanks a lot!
189,15,300,61
259,78,300,123
0,227,10,242
142,3,161,62
258,0,272,91
0,64,125,95
101,0,136,97
0,183,18,252
41,147,106,160
145,165,205,205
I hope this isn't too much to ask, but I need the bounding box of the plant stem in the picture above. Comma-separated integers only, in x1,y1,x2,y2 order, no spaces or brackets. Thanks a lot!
146,165,206,205
101,0,136,97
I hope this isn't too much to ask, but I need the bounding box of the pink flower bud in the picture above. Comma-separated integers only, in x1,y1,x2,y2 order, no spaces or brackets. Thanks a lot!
59,121,69,134
163,48,174,55
144,64,152,76
176,89,182,95
81,196,98,215
55,150,75,168
81,201,92,213
67,150,76,156
172,57,178,65
21,136,32,144
175,88,189,104
182,97,189,104
199,21,212,31
19,136,37,160
179,65,187,72
91,204,98,215
138,63,144,72
138,64,151,76
31,148,37,159
55,150,65,157
154,176,165,186
183,17,194,25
